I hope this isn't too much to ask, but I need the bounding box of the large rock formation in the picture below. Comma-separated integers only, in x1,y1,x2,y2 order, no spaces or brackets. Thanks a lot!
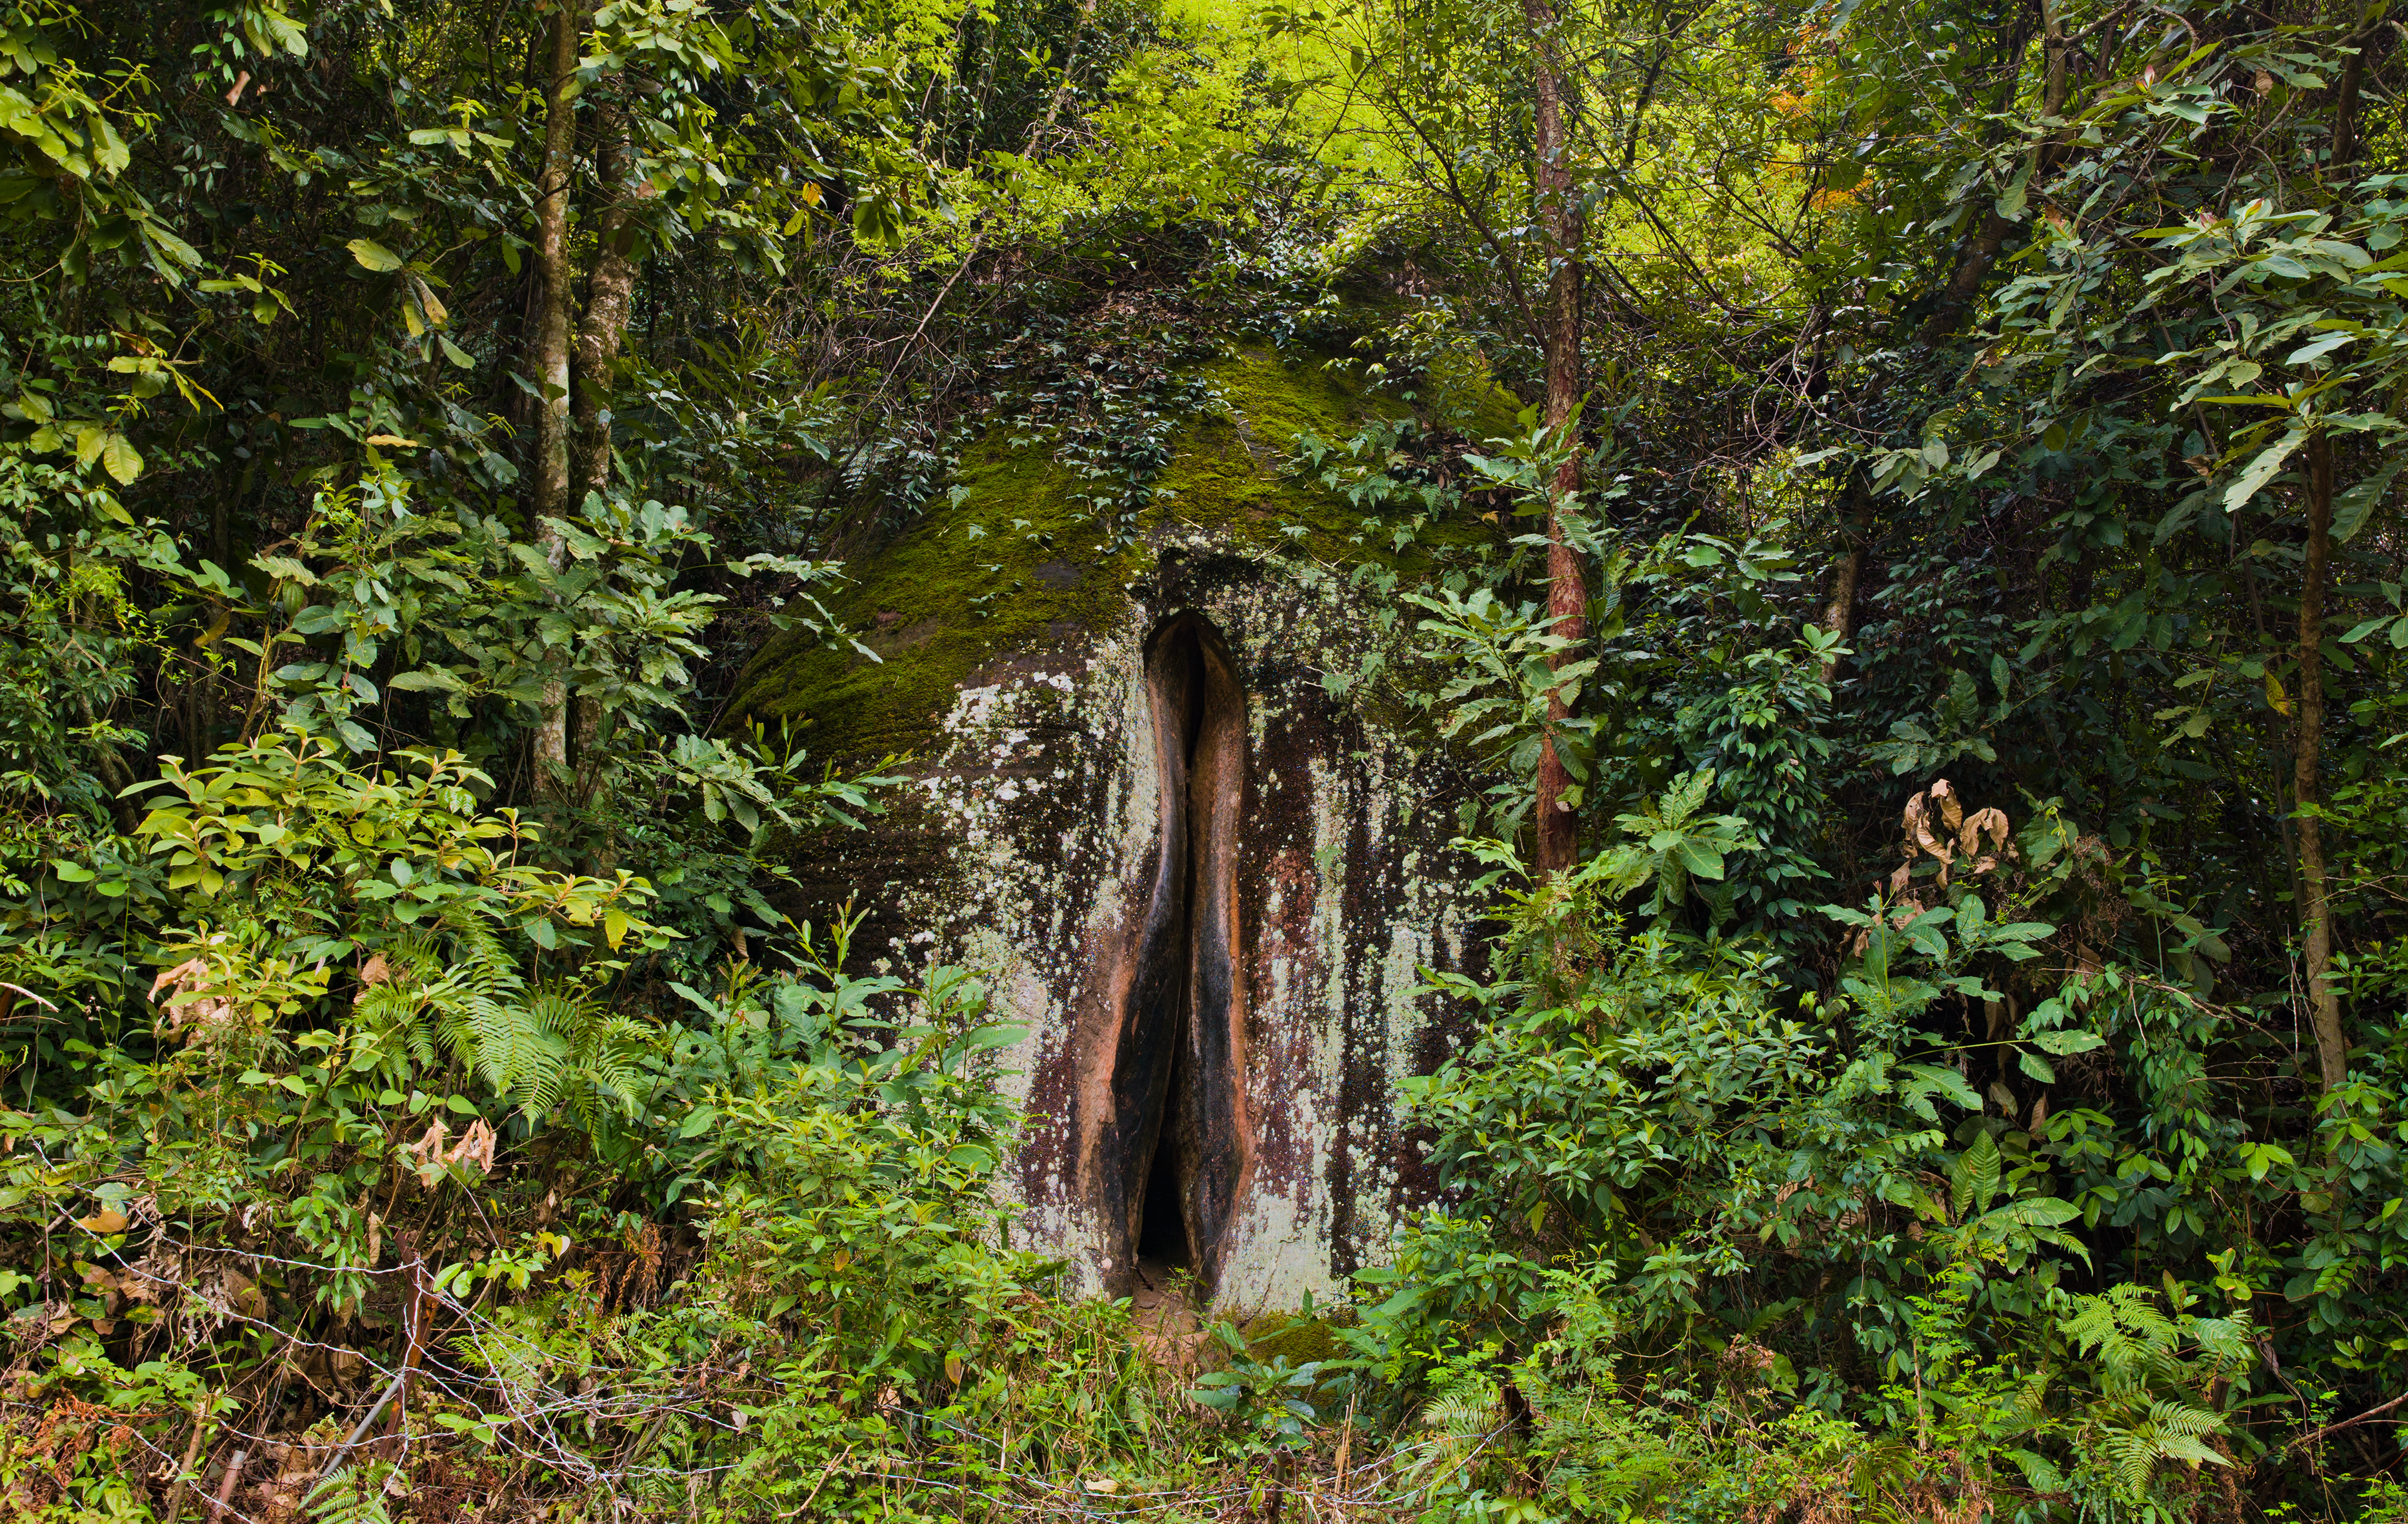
733,346,1506,1309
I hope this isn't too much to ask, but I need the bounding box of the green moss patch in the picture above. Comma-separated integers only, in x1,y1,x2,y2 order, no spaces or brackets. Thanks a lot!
727,346,1511,761
1240,1308,1346,1368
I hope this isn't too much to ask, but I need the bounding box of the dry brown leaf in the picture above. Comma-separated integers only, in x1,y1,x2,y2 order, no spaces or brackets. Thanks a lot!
149,957,237,1042
149,959,205,999
453,1119,496,1175
409,1117,496,1178
1932,777,1963,834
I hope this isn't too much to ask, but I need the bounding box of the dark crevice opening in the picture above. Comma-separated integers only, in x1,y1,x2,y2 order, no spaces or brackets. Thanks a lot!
1115,612,1244,1291
1134,628,1207,1272
1137,1119,1192,1267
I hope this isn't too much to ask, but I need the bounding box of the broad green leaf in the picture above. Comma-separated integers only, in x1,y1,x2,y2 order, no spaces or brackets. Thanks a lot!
1673,837,1726,880
346,237,404,273
2223,428,2307,512
100,431,141,484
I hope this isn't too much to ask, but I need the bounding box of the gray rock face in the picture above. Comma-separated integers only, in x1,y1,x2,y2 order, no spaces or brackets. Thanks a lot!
778,539,1483,1310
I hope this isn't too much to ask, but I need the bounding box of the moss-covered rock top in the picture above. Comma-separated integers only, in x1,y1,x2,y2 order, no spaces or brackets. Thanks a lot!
728,345,1514,762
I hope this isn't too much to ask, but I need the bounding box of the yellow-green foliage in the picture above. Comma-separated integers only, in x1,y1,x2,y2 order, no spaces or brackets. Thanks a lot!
728,345,1511,761
1243,1308,1345,1367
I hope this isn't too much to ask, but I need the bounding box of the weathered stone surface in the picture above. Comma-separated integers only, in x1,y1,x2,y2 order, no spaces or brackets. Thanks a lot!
732,348,1501,1310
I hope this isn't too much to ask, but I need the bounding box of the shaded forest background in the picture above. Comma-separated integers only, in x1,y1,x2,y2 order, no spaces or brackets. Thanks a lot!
4,0,2408,1518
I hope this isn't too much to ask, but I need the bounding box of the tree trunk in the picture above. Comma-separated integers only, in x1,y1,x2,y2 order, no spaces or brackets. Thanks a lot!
572,106,639,502
1818,474,1872,682
1524,0,1587,878
2332,4,2378,172
1919,0,2067,343
528,2,581,796
2298,432,2345,1097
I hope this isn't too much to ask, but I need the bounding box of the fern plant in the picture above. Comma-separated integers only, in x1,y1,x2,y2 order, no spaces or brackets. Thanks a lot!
304,1462,396,1524
354,908,648,1124
2056,1281,2249,1501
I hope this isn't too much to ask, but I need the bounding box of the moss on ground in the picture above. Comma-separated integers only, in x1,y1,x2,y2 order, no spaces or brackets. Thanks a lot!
1240,1309,1345,1368
728,345,1513,761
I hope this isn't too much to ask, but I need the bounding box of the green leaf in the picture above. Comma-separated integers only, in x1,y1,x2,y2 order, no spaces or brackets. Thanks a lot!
1903,1063,1983,1117
2334,457,2405,543
1987,921,2056,943
99,432,141,484
1673,837,1726,881
1995,165,2031,221
2223,427,2308,512
1951,1131,2000,1216
1980,1196,2082,1229
346,237,404,273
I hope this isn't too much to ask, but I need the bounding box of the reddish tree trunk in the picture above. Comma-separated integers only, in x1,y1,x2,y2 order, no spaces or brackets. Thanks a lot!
1524,0,1587,877
2299,432,2344,1096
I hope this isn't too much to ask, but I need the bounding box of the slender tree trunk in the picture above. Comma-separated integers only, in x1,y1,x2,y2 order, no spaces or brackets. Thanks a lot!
2240,544,2307,914
2332,3,2378,172
1818,474,1872,682
2298,432,2345,1096
528,3,581,795
563,110,637,792
572,108,639,502
1919,0,2067,342
1524,0,1587,877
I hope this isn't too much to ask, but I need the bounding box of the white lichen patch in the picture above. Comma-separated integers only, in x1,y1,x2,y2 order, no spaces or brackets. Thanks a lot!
867,552,1476,1313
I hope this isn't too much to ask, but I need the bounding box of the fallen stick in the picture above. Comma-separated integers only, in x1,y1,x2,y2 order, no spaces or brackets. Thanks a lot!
159,1399,211,1524
307,1367,412,1498
2286,1390,2408,1451
206,1449,248,1523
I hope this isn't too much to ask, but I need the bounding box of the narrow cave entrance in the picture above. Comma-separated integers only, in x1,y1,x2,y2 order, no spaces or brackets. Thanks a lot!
1116,612,1247,1294
1137,1121,1192,1270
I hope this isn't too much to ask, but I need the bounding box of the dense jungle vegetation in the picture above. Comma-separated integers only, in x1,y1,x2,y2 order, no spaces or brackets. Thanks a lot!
3,0,2408,1518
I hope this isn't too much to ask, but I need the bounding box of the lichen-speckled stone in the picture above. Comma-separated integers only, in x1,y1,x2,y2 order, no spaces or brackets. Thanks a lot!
732,348,1509,1312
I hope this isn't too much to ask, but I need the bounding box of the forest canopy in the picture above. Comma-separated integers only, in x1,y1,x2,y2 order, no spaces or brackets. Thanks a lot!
3,0,2408,1519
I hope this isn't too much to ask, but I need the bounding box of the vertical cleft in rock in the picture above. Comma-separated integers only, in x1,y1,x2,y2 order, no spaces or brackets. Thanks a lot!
1106,614,1250,1292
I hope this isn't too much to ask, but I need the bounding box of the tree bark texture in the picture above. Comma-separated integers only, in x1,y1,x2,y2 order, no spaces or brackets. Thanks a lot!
1818,474,1872,681
2298,432,2345,1096
528,3,581,794
1523,0,1587,878
2331,4,2379,171
572,106,640,501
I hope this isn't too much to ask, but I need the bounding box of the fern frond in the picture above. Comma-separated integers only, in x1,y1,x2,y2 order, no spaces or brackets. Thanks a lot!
305,1463,394,1524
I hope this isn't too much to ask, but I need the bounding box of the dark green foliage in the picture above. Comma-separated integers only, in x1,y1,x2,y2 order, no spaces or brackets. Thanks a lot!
7,0,2408,1514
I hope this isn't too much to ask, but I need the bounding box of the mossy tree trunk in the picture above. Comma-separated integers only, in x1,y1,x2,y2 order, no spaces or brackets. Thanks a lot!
2299,430,2344,1098
1525,0,1585,877
529,1,581,796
